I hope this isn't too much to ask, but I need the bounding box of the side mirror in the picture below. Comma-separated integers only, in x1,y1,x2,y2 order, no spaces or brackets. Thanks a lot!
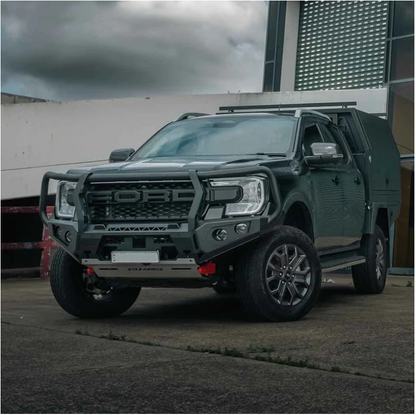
304,143,344,166
109,148,135,163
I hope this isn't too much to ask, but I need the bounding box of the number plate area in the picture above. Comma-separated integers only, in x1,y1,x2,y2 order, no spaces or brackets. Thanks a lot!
111,251,160,263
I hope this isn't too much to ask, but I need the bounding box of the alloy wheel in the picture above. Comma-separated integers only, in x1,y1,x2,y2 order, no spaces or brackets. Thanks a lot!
265,244,312,306
375,238,385,280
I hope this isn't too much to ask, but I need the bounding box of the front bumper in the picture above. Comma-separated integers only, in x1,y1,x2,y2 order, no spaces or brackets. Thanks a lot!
40,167,282,272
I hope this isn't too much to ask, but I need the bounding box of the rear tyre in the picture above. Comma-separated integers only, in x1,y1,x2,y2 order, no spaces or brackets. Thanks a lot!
235,226,321,322
50,248,141,318
352,225,387,294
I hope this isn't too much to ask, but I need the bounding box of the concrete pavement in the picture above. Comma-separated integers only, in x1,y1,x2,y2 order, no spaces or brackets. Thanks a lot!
1,274,414,413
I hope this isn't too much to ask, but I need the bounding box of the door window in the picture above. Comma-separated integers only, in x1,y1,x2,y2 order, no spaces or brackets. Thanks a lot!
317,124,337,144
303,121,350,164
302,124,324,156
318,124,350,165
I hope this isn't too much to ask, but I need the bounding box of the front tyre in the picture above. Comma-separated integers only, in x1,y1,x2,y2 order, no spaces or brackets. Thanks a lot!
236,226,321,322
50,248,141,318
352,225,387,294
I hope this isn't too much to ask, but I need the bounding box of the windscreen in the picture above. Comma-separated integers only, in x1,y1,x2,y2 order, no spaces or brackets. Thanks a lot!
131,116,296,159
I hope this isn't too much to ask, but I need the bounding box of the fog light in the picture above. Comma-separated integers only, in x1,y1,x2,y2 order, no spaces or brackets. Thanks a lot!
213,229,228,241
235,223,249,235
64,231,72,243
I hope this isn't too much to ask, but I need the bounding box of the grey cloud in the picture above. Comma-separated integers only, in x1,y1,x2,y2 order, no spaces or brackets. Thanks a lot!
1,1,267,101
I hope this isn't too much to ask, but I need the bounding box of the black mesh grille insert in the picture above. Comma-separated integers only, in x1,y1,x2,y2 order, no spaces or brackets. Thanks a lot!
85,181,195,222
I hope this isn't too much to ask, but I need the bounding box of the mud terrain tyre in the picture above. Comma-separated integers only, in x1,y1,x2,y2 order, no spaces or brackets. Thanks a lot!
352,225,387,294
236,226,321,322
50,248,140,318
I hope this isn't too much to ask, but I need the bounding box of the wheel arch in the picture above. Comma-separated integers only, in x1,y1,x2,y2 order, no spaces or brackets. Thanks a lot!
281,198,315,242
375,208,390,240
365,206,391,268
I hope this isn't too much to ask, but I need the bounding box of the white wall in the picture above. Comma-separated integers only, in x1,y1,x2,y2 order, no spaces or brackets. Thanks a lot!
1,89,387,200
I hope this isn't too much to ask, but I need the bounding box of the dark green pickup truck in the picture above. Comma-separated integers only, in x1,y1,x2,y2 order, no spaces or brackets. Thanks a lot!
40,108,401,321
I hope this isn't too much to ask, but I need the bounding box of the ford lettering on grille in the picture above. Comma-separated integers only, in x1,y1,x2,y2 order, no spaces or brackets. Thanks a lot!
85,181,195,222
87,189,195,204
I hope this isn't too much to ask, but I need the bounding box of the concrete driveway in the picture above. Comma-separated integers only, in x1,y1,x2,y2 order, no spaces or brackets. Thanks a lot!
2,274,414,413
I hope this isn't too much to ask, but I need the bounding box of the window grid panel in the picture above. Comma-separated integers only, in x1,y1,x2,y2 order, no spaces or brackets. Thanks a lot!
295,1,389,91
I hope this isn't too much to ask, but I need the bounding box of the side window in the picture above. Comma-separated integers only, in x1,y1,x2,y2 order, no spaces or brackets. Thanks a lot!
338,117,359,153
318,124,337,144
320,124,351,165
303,123,324,156
329,125,350,152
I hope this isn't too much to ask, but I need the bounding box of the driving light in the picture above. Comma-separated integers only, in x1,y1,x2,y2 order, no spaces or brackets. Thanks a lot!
210,177,268,216
235,223,249,235
65,231,72,243
213,229,228,241
56,181,77,219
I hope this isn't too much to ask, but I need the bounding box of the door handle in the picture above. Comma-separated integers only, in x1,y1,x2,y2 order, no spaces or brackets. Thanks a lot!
354,177,361,185
332,175,340,185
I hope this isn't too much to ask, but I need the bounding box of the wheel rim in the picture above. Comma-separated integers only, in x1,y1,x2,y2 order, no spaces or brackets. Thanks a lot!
265,244,312,306
375,238,385,280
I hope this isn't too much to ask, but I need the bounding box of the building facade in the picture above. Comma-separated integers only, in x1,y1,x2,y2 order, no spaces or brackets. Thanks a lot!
264,1,414,273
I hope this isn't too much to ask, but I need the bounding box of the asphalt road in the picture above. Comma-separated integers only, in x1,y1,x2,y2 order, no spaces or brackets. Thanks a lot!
1,274,414,413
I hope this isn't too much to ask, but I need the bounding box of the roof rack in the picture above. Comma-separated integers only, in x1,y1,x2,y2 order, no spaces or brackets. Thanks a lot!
176,113,209,121
217,101,357,114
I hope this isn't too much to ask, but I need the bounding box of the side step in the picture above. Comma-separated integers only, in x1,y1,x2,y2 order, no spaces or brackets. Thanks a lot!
320,253,366,273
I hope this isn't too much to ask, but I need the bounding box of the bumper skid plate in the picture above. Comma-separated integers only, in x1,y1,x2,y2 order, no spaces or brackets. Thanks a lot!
82,258,204,280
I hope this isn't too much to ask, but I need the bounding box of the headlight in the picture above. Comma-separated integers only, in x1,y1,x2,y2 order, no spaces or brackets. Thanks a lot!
210,176,268,216
56,181,76,219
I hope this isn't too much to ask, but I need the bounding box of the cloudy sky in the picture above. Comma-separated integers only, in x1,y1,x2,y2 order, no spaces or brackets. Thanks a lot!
1,1,268,101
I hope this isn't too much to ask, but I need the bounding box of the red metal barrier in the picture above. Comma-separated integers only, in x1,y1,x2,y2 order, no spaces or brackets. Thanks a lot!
1,206,57,278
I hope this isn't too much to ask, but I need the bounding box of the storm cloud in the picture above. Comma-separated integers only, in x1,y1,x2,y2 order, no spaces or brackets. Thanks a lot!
1,1,267,101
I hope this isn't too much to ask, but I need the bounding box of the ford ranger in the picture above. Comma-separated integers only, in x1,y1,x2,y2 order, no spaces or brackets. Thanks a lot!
40,108,401,321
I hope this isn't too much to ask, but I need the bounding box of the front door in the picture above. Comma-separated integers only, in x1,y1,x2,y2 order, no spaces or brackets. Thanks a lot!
319,124,366,247
301,121,344,250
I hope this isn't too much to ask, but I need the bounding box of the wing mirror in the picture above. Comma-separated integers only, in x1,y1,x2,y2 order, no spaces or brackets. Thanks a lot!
304,143,344,166
109,148,135,163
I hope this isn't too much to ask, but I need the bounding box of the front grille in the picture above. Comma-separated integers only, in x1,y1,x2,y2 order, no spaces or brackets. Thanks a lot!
107,225,168,232
85,181,195,223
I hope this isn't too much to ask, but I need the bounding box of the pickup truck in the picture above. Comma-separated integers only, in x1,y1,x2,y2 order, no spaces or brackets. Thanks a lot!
40,108,401,321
